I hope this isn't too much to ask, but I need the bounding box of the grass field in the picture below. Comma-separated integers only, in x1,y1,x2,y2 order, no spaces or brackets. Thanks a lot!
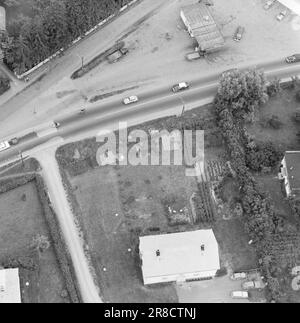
0,180,70,303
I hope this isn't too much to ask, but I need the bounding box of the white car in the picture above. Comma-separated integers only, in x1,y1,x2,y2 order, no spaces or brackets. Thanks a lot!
230,272,247,280
123,95,139,105
230,291,249,299
0,141,11,152
172,82,190,93
276,10,288,21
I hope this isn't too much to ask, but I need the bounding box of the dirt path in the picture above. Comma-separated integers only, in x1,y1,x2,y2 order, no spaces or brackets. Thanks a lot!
35,148,102,303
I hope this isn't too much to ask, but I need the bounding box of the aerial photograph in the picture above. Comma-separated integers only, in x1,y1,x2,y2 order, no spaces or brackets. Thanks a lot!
0,0,299,309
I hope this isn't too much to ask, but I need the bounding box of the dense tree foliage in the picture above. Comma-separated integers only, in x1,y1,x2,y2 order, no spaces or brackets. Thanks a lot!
0,72,10,94
1,0,130,74
214,69,286,301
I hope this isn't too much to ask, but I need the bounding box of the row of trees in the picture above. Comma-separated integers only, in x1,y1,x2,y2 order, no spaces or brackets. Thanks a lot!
214,69,285,301
1,0,130,74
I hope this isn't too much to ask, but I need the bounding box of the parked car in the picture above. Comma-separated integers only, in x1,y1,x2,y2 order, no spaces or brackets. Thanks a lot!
0,141,11,152
264,0,276,10
242,280,265,290
230,272,247,280
233,26,245,42
172,82,190,93
286,54,300,64
276,10,288,21
123,95,139,105
185,52,202,61
230,291,249,299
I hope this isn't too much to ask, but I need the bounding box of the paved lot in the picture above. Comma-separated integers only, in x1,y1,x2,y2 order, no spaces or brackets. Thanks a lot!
176,276,250,303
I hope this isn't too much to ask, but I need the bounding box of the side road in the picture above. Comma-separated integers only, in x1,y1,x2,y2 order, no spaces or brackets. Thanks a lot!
36,148,102,303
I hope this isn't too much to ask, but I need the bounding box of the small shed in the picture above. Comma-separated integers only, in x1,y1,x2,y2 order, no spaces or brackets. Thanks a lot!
0,268,21,303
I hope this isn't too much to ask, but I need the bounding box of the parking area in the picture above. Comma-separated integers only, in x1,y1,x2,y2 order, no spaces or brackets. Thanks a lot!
176,273,266,303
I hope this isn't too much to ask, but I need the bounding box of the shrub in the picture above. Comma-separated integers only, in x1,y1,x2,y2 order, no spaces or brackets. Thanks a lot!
0,73,10,95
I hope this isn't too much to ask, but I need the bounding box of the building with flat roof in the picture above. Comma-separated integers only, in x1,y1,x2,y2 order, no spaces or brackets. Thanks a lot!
139,229,220,285
0,268,21,303
280,151,300,198
180,3,225,53
0,6,6,31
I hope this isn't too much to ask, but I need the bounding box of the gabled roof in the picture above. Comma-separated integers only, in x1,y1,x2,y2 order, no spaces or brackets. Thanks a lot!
0,268,21,303
180,3,224,52
285,151,300,195
139,229,220,280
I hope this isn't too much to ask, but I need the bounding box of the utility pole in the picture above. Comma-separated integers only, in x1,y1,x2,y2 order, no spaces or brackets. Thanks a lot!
19,150,24,168
180,97,186,116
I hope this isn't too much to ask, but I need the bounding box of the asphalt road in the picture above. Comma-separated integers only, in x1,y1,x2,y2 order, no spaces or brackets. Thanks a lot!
1,59,300,165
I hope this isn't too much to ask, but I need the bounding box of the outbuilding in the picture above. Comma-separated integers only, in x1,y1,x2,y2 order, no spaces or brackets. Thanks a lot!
139,229,220,285
180,3,224,53
0,268,21,303
280,151,300,198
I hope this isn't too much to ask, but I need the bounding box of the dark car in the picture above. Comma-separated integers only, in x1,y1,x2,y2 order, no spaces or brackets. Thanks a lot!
233,26,245,42
286,54,300,64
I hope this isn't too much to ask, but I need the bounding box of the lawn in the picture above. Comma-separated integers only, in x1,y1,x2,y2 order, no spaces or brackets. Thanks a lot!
0,180,70,303
70,164,199,303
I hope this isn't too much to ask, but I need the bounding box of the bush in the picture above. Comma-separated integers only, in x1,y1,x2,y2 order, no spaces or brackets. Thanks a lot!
0,74,10,95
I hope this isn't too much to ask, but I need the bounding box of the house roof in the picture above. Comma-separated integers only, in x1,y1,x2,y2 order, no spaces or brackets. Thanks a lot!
180,3,224,52
285,151,300,195
139,229,220,280
0,7,6,31
277,0,300,16
0,268,21,303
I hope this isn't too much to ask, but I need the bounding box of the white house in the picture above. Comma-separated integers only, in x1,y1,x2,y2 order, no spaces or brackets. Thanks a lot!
139,229,220,285
0,268,21,303
280,151,300,198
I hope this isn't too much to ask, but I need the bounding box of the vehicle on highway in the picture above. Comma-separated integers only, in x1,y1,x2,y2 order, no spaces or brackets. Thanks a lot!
230,272,247,280
0,141,11,152
230,291,249,299
276,10,288,21
9,137,19,145
233,26,245,42
286,54,300,64
123,95,139,105
52,121,61,129
242,280,265,290
264,0,276,10
172,82,190,93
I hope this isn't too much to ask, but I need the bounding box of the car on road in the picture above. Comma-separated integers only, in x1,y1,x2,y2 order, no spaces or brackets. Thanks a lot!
230,272,247,280
9,137,19,145
230,291,249,299
233,26,245,42
242,280,265,290
123,95,139,105
276,10,288,21
0,141,11,152
264,0,276,10
172,82,190,93
286,54,300,64
52,121,60,128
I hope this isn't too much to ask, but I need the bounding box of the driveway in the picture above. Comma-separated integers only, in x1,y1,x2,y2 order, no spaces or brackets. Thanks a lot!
176,276,250,303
